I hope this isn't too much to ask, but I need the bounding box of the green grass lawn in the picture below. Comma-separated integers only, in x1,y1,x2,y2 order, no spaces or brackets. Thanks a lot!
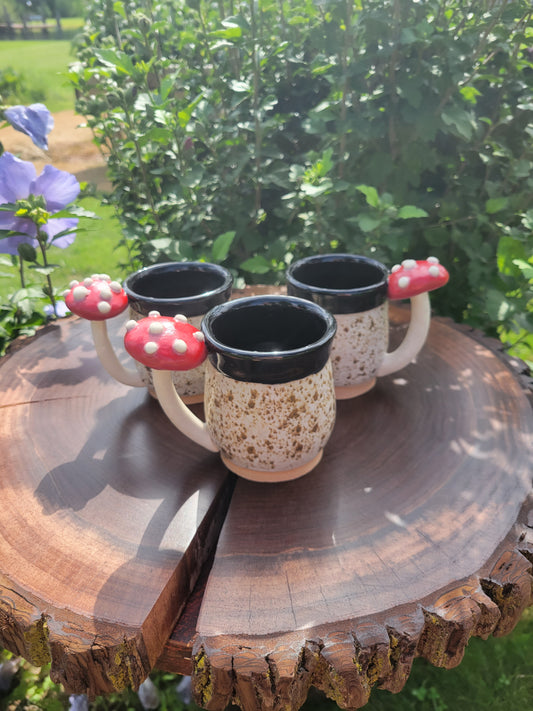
0,36,80,112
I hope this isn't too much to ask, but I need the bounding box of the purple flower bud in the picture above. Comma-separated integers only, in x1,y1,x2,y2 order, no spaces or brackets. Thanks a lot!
4,103,54,151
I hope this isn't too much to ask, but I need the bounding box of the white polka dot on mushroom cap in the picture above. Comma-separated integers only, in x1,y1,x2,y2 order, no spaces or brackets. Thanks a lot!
144,342,158,355
98,285,112,301
148,310,161,318
83,277,93,287
110,281,122,293
391,264,401,273
427,256,440,264
193,331,205,342
148,322,164,335
429,265,441,277
401,259,417,270
69,280,79,288
97,301,112,314
398,276,410,289
173,339,188,354
73,285,90,301
125,320,137,331
174,314,187,323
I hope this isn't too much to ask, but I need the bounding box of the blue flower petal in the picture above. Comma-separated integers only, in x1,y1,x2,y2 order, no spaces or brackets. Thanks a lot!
0,213,37,237
0,234,38,255
4,103,54,151
41,217,78,248
0,152,36,203
32,165,80,212
44,300,70,318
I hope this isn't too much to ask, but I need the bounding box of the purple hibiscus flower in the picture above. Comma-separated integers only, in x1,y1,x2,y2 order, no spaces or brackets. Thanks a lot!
0,152,80,255
4,103,54,151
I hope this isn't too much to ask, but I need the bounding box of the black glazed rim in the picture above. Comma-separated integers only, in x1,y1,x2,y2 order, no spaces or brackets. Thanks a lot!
201,295,337,384
286,253,389,314
123,261,233,317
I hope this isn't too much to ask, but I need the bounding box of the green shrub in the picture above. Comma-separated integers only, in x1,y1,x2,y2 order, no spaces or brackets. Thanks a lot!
70,0,533,363
0,66,46,105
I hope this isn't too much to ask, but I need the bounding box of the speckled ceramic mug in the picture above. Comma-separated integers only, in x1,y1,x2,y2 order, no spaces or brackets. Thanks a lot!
286,254,437,399
150,295,337,482
123,261,233,403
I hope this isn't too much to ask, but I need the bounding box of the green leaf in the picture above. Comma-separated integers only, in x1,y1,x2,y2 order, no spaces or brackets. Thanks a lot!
301,179,333,197
209,26,242,40
211,231,236,262
240,255,271,274
356,185,380,208
441,106,474,140
28,265,58,276
512,259,533,281
486,197,509,214
356,215,381,233
54,205,98,219
459,86,482,105
94,48,135,75
485,288,514,322
397,205,428,219
230,80,251,93
113,1,126,19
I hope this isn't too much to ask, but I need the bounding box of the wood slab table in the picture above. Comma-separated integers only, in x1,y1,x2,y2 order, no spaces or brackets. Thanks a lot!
0,293,531,710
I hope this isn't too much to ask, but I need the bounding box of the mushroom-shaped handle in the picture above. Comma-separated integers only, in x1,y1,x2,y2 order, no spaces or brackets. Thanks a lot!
377,257,449,377
124,312,219,452
64,274,144,387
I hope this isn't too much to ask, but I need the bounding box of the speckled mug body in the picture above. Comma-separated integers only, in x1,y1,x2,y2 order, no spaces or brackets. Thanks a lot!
331,304,389,393
286,254,390,398
200,295,337,481
204,359,336,479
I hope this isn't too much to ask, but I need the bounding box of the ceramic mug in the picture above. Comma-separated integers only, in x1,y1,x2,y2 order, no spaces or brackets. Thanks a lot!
64,262,233,404
286,253,449,399
124,295,337,482
123,261,233,403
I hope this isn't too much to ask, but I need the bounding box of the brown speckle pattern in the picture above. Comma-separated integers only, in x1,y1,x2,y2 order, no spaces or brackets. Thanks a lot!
204,360,336,473
332,304,388,388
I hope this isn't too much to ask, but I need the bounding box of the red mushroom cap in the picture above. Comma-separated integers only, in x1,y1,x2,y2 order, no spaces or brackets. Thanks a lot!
388,257,449,300
64,275,128,321
124,311,208,371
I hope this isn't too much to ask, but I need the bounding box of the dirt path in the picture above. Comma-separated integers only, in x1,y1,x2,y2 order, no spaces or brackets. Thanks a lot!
0,109,110,191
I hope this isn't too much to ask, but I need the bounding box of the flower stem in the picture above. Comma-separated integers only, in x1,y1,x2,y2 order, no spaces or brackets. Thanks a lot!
18,258,26,289
37,229,57,316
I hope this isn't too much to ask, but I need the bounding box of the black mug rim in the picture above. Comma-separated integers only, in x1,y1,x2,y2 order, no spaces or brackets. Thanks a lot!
286,253,389,314
123,261,233,317
202,295,337,384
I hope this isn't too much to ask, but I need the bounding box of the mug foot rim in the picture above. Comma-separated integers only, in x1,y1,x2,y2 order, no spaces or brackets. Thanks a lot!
335,378,376,399
221,450,323,483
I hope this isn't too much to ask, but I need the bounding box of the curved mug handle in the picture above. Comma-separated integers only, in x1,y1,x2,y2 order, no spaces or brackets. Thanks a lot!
152,370,218,452
377,258,449,378
64,275,145,387
377,292,431,377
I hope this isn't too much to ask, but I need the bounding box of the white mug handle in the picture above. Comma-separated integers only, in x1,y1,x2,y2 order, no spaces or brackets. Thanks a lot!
152,370,219,452
377,292,431,378
90,321,145,387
